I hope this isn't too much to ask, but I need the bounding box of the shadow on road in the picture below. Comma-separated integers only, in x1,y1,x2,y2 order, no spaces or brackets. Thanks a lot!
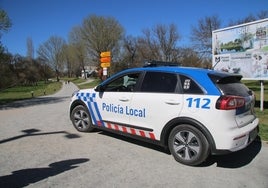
98,131,169,154
0,96,70,110
0,128,81,144
0,158,89,188
201,136,262,168
98,131,262,168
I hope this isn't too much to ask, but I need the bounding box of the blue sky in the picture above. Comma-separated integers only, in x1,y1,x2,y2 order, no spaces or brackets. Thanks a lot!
1,0,267,56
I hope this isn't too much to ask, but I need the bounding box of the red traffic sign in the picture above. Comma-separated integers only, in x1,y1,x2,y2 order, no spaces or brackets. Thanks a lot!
100,56,111,63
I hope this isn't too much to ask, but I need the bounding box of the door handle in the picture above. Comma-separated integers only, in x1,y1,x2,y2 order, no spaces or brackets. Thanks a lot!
165,100,180,105
119,98,129,102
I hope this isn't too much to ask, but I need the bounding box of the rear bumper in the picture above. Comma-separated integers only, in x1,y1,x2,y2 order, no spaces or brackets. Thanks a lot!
212,117,259,154
231,125,258,150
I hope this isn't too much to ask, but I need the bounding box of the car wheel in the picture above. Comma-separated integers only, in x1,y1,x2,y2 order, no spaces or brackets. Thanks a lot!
168,124,209,166
71,105,94,132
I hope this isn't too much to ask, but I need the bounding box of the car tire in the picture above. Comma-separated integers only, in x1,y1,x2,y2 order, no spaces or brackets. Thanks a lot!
70,105,94,132
168,124,209,166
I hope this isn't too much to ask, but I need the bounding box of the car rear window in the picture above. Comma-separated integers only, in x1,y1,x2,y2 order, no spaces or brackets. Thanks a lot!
208,74,250,96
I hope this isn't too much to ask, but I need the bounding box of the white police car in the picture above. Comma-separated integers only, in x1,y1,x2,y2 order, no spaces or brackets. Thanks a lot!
69,62,259,166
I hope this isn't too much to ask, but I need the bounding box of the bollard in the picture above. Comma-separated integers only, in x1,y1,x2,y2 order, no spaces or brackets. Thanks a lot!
44,90,46,95
31,91,34,98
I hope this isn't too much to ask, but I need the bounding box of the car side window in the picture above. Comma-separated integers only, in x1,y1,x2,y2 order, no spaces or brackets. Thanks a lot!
104,73,140,92
179,75,204,94
140,72,178,93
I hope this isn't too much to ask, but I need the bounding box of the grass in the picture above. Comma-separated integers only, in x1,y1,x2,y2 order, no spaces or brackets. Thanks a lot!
61,77,89,85
243,80,268,141
0,81,62,105
78,78,101,89
255,109,268,141
61,77,101,89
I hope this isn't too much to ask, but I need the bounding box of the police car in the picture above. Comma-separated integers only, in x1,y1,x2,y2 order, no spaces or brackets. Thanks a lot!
69,61,259,166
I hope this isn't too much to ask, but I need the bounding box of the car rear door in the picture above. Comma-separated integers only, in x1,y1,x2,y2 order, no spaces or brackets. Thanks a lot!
129,71,184,140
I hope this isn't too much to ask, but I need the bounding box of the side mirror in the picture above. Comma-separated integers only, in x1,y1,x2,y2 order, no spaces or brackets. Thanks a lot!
95,85,105,92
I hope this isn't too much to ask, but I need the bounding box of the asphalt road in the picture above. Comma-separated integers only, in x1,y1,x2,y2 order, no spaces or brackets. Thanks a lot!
0,82,268,188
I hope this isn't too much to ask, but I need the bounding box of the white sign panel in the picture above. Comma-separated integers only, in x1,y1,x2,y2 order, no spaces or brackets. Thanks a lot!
212,18,268,80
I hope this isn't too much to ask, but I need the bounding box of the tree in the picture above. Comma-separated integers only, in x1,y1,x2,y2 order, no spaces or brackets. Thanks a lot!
37,36,66,81
228,10,268,26
80,15,124,63
190,15,221,59
68,26,87,78
123,35,137,68
178,47,205,67
0,9,12,89
0,52,14,89
257,10,268,19
0,9,12,55
155,24,180,61
36,57,54,82
137,24,181,62
26,37,34,59
0,9,12,37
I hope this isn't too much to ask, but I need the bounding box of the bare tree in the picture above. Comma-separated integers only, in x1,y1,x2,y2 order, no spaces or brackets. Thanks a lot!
80,15,124,62
138,23,181,62
190,15,221,59
138,29,159,60
37,36,66,81
26,37,34,59
257,10,268,19
69,26,88,78
155,24,180,61
228,10,268,26
123,35,137,67
228,14,256,26
178,47,204,67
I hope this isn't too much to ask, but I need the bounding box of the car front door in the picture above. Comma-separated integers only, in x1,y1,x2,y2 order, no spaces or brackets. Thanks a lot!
94,72,140,126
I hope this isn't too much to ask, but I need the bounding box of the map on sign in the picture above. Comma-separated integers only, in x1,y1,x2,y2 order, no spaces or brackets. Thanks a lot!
212,18,268,80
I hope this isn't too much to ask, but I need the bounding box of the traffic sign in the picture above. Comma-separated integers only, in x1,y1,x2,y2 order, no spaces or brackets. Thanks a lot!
100,51,111,57
100,56,111,63
101,62,111,68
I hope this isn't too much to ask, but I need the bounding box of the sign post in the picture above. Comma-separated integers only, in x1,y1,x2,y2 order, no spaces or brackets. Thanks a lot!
100,51,111,80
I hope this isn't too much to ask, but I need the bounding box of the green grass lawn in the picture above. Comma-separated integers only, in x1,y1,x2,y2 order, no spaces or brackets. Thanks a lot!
255,109,268,141
61,77,88,85
77,79,101,89
244,80,268,141
0,81,62,105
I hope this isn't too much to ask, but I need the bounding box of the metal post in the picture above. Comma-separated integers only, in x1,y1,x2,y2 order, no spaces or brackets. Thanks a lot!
260,80,264,111
103,67,108,80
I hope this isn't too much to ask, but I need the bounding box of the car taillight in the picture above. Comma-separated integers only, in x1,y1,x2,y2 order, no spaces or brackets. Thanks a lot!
216,96,245,110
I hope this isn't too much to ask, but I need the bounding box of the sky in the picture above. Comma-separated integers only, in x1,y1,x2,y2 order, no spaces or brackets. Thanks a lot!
1,0,267,56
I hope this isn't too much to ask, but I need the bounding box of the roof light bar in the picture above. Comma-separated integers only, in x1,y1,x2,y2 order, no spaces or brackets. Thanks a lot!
143,60,180,67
